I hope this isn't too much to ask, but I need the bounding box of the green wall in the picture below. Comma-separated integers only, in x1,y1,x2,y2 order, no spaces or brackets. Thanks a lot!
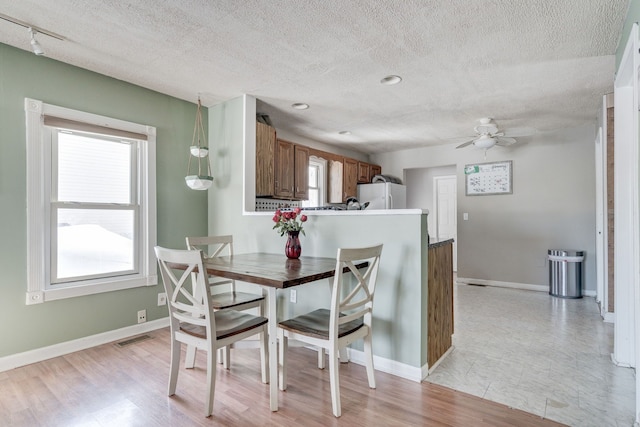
0,43,208,357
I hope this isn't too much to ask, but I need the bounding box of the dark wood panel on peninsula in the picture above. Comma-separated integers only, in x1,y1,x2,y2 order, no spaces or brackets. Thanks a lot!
427,239,454,367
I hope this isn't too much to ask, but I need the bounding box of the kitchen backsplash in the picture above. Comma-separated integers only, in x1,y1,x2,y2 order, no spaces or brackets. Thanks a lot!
255,198,301,212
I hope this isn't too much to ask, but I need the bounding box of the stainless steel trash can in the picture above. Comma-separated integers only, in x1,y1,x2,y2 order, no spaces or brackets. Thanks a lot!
548,249,584,299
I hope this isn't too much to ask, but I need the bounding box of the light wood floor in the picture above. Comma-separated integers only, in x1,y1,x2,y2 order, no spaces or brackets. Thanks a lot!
0,328,565,426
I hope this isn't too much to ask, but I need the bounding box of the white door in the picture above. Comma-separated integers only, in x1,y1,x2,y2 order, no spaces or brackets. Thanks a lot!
434,175,457,271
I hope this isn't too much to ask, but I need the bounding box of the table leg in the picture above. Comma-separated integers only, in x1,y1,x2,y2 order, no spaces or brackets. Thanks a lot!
267,287,278,411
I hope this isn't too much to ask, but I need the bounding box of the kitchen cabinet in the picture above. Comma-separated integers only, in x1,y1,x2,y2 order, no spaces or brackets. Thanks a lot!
256,122,276,197
274,138,296,199
257,121,376,201
357,161,370,184
343,157,358,201
328,159,344,203
294,145,309,200
370,164,382,179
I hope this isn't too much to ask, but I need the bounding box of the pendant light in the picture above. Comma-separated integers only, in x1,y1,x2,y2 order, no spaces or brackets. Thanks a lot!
185,97,213,190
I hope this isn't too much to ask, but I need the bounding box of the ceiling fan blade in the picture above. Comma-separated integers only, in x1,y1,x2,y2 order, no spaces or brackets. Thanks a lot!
496,136,517,146
456,139,475,149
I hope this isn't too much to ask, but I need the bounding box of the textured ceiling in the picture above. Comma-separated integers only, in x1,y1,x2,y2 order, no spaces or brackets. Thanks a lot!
0,1,628,154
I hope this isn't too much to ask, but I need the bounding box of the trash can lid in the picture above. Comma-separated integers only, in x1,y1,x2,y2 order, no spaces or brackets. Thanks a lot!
548,249,584,256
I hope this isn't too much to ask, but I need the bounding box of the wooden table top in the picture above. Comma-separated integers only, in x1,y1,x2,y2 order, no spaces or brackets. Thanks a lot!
200,252,363,289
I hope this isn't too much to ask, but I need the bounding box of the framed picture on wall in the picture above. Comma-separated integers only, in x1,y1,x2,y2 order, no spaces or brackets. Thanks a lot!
464,160,512,196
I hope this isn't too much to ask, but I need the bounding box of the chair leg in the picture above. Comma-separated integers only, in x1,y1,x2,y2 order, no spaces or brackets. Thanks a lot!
278,330,287,391
363,332,376,389
168,338,181,396
259,327,269,384
205,343,217,417
339,347,349,363
185,344,197,369
217,348,224,365
222,346,230,370
329,347,342,417
317,347,325,369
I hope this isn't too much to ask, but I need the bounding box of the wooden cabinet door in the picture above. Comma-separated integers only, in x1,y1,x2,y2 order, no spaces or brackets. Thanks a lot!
328,159,343,203
357,162,370,184
255,122,276,197
343,157,358,201
294,145,309,200
370,164,382,179
274,139,295,199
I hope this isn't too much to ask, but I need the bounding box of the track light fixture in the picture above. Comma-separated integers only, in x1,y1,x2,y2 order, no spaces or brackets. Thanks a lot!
29,27,44,56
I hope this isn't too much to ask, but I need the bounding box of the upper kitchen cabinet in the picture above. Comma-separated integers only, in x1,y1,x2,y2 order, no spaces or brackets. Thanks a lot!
370,164,382,179
256,122,276,197
255,123,308,201
357,161,370,184
328,159,344,203
274,138,296,199
343,157,358,201
294,145,309,200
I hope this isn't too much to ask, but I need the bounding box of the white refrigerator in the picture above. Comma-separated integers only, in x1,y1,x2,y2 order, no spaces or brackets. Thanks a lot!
357,182,407,209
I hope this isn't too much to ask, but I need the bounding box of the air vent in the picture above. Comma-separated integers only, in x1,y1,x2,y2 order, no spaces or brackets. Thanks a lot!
115,334,152,347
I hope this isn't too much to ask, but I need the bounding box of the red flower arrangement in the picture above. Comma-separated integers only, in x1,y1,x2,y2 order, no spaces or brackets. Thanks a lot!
272,208,308,236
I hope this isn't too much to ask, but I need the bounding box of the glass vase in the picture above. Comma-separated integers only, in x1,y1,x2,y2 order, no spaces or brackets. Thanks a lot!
285,231,302,259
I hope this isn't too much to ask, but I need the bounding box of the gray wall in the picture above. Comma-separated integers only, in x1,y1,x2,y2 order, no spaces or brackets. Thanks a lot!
405,165,456,237
0,43,208,357
373,126,597,289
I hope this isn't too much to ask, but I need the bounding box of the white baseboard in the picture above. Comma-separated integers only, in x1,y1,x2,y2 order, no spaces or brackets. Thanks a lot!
348,348,423,383
457,277,597,297
603,312,615,323
0,317,169,373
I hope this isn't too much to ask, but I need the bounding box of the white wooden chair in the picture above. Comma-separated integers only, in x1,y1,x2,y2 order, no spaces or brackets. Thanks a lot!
154,246,268,418
277,244,383,417
185,235,266,369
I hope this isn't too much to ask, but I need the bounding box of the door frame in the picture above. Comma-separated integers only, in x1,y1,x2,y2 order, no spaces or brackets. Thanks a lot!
613,21,640,425
433,175,457,271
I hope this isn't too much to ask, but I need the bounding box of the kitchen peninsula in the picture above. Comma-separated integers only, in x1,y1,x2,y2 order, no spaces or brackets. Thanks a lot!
207,94,454,381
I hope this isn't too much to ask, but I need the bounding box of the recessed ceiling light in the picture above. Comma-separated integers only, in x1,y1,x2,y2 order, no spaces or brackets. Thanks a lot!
338,131,351,135
291,103,309,110
380,75,402,85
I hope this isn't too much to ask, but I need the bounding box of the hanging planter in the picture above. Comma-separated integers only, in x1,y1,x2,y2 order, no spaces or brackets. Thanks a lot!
189,146,209,157
185,175,213,190
186,97,213,190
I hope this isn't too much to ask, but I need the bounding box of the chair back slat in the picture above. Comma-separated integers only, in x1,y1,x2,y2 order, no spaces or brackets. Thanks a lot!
330,244,383,337
154,246,215,333
185,235,235,292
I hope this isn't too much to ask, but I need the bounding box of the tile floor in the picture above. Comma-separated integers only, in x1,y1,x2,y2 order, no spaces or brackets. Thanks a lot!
425,283,636,427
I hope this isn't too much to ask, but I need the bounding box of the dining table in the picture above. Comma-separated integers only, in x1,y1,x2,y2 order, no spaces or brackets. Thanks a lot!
199,252,367,412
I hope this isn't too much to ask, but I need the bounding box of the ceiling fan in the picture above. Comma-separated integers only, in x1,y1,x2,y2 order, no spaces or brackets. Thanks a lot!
455,118,521,153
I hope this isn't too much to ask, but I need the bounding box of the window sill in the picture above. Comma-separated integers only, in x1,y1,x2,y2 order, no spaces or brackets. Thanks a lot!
26,274,158,305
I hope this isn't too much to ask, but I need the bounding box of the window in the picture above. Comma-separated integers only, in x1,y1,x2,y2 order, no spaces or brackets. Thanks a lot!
25,98,157,304
302,157,327,207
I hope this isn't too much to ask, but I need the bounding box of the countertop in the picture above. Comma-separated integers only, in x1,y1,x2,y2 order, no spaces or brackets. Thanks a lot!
428,238,454,249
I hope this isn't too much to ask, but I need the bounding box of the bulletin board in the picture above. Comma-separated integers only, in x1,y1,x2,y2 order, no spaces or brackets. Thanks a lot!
464,161,512,196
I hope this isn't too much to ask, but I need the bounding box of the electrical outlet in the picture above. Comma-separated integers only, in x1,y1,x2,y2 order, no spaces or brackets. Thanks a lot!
290,289,297,303
158,293,167,306
137,309,147,323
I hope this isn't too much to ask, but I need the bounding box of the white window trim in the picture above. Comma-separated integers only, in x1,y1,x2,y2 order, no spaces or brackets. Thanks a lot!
25,98,157,305
309,156,327,207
